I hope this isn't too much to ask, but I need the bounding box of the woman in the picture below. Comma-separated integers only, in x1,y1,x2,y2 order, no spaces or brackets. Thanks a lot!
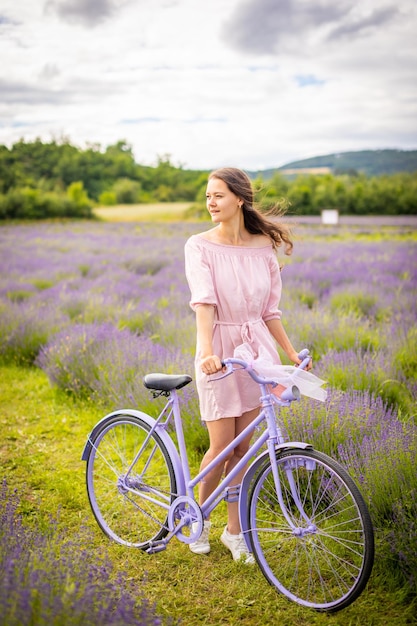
184,167,310,563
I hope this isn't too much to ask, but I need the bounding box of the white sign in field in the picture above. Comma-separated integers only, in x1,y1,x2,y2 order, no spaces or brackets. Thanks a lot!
321,209,339,225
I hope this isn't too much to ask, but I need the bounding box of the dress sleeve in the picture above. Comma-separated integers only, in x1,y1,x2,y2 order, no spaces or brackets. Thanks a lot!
184,237,217,311
263,252,282,321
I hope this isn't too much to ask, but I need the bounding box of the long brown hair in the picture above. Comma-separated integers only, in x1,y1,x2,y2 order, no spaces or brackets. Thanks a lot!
208,167,293,254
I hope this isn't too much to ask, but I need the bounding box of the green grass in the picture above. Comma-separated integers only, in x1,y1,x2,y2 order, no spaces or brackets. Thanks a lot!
1,364,416,625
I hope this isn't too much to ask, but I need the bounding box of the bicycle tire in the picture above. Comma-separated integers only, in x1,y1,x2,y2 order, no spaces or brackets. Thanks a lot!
247,448,374,612
85,414,177,549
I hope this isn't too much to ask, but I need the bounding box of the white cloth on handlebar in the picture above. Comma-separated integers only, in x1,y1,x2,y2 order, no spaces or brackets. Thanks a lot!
233,343,327,402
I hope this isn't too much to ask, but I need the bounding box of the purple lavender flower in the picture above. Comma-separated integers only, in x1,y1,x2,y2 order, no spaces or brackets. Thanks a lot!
0,480,175,625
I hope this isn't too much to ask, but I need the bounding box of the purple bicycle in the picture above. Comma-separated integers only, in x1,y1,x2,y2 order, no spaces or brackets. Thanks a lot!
82,350,374,612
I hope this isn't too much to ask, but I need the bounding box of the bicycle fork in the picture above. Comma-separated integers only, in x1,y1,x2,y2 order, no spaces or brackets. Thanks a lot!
260,386,318,538
267,439,318,537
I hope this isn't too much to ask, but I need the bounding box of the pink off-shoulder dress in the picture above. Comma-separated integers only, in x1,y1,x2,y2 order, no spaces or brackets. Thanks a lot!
184,234,283,421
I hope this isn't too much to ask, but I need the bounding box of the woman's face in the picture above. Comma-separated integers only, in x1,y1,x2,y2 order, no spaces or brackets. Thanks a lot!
205,177,241,224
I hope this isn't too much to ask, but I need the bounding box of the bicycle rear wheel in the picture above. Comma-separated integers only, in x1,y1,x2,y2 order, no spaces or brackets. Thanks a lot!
85,414,177,549
247,448,374,612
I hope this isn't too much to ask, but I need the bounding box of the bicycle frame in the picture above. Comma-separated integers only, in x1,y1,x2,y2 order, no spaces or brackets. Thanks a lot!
120,356,314,546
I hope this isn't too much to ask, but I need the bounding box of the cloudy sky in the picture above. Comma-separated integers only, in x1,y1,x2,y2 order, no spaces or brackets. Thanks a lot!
1,0,416,170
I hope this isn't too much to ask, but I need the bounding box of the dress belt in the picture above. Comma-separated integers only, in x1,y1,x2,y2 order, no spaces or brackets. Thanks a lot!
213,318,263,343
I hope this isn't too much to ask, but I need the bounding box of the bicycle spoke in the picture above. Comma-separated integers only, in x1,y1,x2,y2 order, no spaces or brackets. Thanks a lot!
85,416,177,548
248,449,374,612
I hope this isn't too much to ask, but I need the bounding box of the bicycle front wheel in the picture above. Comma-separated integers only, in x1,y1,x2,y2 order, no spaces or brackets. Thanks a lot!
85,415,177,549
247,448,374,612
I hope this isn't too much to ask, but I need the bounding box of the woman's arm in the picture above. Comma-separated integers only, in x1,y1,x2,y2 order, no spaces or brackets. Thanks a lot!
265,317,312,370
195,304,223,373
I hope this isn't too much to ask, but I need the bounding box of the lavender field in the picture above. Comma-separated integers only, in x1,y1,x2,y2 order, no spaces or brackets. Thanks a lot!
1,220,417,603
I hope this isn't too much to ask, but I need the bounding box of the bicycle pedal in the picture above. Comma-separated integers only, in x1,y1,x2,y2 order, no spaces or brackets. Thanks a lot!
224,485,240,503
146,540,167,554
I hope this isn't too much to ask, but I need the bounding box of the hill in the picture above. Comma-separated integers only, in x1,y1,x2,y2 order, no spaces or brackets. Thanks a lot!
253,149,417,178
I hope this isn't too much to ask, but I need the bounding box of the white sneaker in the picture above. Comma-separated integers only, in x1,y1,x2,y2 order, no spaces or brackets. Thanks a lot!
220,527,255,564
189,520,211,554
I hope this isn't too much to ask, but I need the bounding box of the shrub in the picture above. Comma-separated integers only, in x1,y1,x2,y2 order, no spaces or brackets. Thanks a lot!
112,178,142,204
36,322,194,410
388,489,417,595
393,326,417,381
329,290,378,318
0,185,93,220
98,191,117,206
0,301,68,366
336,418,417,595
315,344,416,417
282,387,398,457
66,182,93,217
282,307,382,357
0,480,175,625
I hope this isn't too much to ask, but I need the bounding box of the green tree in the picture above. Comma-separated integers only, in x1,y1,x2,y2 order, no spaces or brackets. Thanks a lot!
66,182,93,217
287,176,316,214
112,178,142,204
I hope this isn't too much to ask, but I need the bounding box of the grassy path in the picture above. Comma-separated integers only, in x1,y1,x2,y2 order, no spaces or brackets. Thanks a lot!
93,202,194,222
1,365,415,625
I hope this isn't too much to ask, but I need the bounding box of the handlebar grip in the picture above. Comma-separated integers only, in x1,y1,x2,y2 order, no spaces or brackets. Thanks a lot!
280,385,301,402
297,348,311,371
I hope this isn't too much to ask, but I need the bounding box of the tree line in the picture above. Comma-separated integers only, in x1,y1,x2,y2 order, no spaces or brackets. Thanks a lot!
0,139,416,220
255,170,417,216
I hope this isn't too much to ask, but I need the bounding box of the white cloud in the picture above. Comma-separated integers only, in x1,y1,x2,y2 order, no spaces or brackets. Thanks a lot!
0,0,416,170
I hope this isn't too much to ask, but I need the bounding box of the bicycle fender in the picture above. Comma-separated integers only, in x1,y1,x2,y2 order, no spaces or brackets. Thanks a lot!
81,409,186,495
239,442,313,549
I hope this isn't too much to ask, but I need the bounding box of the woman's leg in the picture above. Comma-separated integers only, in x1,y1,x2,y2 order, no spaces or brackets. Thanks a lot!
189,418,237,554
224,407,259,534
197,417,237,515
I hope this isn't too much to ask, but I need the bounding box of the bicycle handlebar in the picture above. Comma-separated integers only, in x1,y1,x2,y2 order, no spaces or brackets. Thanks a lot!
220,348,311,387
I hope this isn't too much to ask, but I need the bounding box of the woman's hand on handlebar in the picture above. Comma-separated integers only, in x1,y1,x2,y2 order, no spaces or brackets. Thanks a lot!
291,350,312,371
200,355,224,376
